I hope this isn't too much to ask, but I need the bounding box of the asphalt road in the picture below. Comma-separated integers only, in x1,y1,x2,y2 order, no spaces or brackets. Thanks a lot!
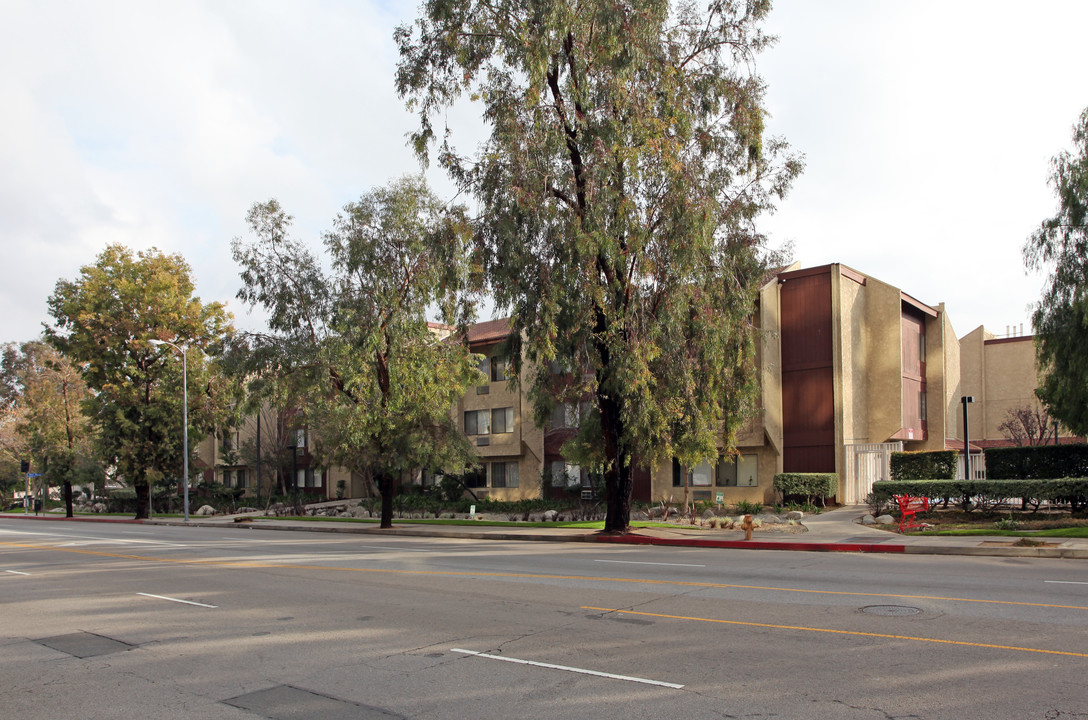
2,519,1087,719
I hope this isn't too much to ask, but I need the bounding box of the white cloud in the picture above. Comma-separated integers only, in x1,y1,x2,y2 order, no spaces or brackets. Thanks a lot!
0,0,1084,342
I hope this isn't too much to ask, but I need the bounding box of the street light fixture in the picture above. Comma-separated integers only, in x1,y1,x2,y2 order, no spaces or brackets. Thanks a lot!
150,339,189,521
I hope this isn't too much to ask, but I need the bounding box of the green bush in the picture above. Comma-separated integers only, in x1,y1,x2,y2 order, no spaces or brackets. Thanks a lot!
985,444,1088,480
869,478,1088,513
889,450,957,481
773,473,838,506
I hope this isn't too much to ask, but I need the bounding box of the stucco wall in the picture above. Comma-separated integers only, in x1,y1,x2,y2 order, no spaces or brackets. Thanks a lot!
862,277,905,443
957,326,991,439
982,337,1040,440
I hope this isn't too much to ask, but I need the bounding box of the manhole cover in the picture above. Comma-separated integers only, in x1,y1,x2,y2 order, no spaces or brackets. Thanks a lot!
860,605,921,616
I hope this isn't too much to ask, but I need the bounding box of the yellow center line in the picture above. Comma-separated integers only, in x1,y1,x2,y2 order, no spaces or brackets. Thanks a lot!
3,540,1087,612
582,606,1088,659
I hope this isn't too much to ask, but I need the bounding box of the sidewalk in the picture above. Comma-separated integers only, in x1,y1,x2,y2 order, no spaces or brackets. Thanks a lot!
6,505,1087,559
129,504,1088,560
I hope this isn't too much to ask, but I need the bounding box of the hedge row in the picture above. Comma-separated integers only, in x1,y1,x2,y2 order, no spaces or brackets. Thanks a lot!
889,450,957,481
870,478,1088,512
773,473,838,504
986,444,1088,480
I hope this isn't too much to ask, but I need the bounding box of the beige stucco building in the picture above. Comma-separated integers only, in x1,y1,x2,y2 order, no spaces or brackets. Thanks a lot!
197,261,1062,507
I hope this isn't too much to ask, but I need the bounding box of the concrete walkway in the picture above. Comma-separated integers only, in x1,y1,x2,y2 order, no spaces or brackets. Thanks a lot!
7,505,1087,559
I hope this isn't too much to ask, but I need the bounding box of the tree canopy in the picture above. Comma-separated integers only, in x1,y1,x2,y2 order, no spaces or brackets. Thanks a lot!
1025,106,1088,437
233,175,481,528
396,0,800,531
46,244,235,518
1,340,96,516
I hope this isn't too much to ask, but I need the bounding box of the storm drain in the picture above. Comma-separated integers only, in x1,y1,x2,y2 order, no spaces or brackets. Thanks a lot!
223,685,404,720
860,605,922,617
34,631,135,659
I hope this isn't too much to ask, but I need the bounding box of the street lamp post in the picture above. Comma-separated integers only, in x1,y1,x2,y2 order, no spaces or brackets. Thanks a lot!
150,340,189,521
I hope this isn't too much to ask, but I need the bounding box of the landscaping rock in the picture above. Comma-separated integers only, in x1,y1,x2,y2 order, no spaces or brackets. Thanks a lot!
875,514,895,525
860,514,876,525
236,506,259,514
543,510,559,522
92,503,107,513
701,509,716,520
194,504,217,516
786,510,804,520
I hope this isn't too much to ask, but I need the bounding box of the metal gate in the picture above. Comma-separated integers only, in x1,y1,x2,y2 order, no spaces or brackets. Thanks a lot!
843,442,903,504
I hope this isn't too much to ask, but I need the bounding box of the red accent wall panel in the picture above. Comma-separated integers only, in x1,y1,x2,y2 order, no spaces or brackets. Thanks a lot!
780,270,836,473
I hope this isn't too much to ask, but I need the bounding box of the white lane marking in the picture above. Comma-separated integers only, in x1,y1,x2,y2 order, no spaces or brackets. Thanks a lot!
4,570,30,575
451,648,684,689
595,559,705,568
1045,580,1088,585
137,593,217,608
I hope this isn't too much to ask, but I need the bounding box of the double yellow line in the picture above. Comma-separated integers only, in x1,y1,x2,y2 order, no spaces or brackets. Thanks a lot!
5,540,1087,659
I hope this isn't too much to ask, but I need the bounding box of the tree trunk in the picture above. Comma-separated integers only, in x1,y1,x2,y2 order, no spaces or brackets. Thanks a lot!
599,386,631,534
378,474,394,529
134,483,149,520
64,480,73,518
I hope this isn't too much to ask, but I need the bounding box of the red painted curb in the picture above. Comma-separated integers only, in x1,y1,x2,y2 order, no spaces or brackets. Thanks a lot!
595,534,906,554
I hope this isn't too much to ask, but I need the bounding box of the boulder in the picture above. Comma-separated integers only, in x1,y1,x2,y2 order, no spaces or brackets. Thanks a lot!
860,514,876,525
194,504,217,516
875,514,895,525
236,506,259,514
543,509,559,522
701,509,716,520
92,503,108,513
786,510,804,520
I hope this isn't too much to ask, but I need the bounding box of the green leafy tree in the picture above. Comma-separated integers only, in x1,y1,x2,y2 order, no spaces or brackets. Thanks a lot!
1025,106,1088,437
45,245,235,518
396,0,801,532
233,175,481,528
1,341,96,516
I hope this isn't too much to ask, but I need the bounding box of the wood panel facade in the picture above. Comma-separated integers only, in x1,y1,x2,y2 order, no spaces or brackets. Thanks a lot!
780,269,836,472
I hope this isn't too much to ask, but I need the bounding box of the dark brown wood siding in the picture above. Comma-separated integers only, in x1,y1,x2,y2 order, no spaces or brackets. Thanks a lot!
780,270,835,472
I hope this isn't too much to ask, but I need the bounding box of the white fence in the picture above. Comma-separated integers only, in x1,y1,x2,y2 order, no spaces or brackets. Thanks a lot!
843,442,903,504
956,453,987,480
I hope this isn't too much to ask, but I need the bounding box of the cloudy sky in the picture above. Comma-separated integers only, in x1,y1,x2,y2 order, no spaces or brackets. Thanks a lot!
2,0,1085,344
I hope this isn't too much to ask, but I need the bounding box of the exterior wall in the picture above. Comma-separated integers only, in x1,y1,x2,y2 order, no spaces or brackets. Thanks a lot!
647,444,778,507
456,338,545,501
957,326,991,440
981,337,1040,440
779,267,835,472
758,276,785,472
934,305,961,444
862,277,906,445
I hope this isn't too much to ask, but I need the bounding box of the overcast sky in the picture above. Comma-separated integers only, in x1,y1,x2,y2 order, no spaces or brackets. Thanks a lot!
2,0,1085,344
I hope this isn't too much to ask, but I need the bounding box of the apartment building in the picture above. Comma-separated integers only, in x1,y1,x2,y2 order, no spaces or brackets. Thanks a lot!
195,261,1049,507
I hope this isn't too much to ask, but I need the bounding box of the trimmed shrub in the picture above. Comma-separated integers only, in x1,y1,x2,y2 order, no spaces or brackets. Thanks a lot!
868,478,1088,513
985,444,1088,480
889,450,957,481
773,473,838,506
